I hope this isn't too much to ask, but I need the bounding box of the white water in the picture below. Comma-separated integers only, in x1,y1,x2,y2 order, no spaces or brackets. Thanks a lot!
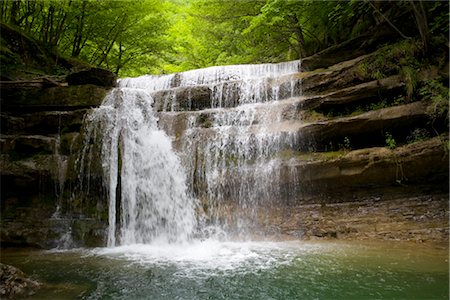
83,88,196,246
150,63,303,236
120,60,300,90
93,240,331,274
121,60,301,109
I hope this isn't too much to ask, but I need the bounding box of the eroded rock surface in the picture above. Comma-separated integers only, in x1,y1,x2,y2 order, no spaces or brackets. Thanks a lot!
0,264,41,299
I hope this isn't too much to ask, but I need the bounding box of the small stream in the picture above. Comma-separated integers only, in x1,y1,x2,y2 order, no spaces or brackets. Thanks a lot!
2,241,448,299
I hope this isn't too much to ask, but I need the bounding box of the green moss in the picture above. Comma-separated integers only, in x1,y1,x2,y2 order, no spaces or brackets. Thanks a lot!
406,128,431,144
400,66,418,101
420,79,449,122
385,132,397,149
302,109,329,122
356,39,422,81
225,154,239,167
277,149,347,161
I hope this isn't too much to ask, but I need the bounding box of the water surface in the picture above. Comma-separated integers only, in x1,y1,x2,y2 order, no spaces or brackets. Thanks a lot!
2,240,448,299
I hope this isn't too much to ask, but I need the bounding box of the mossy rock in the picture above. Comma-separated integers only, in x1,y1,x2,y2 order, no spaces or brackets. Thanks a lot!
0,22,72,80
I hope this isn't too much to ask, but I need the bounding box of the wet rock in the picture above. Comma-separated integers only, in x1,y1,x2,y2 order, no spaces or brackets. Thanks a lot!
167,101,431,153
0,263,41,299
1,135,56,157
269,192,448,243
71,219,107,247
151,77,303,112
152,85,211,111
67,68,117,87
299,54,372,94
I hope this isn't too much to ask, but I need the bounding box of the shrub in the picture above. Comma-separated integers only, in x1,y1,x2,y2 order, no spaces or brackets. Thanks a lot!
385,132,396,149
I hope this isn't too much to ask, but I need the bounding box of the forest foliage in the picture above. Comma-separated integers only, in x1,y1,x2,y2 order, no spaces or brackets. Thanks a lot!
0,0,448,77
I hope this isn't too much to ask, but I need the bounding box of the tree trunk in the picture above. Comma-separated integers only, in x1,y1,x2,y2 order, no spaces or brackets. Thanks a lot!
410,0,430,53
97,14,127,67
115,40,123,75
72,1,87,57
10,1,20,26
289,15,307,58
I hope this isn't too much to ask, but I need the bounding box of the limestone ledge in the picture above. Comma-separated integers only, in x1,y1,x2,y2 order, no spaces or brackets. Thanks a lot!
163,101,431,152
263,193,448,244
282,136,448,191
1,84,109,112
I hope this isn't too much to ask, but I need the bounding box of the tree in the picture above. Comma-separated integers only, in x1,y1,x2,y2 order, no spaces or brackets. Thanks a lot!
409,0,430,52
2,0,448,76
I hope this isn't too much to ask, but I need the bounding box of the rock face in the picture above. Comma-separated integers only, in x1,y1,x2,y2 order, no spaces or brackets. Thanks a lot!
0,264,41,299
0,79,110,248
266,192,448,243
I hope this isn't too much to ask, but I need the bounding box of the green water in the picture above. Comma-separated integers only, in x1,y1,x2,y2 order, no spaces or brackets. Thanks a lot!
1,241,448,299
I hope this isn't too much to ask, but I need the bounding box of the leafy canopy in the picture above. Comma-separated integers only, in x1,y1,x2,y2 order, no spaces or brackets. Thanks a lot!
1,0,448,76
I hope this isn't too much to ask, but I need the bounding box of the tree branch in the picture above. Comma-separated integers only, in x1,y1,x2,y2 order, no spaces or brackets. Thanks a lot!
367,1,411,40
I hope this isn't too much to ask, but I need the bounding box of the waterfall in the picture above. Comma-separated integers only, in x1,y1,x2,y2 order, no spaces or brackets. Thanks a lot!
121,60,302,109
120,60,300,89
121,61,301,238
77,60,302,245
83,88,197,246
180,103,299,237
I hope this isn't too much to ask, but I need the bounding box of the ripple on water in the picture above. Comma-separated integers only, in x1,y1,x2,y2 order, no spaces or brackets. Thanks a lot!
1,241,448,300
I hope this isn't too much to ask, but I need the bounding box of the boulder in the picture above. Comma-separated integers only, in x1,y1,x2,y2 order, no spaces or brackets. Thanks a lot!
0,264,41,299
67,68,117,87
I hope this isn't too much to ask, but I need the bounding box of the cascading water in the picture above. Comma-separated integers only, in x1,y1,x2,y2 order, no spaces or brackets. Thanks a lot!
81,88,197,246
121,60,301,109
119,60,302,239
75,60,301,246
